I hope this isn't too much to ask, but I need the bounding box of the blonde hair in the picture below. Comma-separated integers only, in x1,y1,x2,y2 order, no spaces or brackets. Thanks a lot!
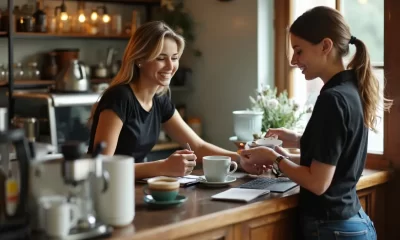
88,21,185,126
290,6,392,131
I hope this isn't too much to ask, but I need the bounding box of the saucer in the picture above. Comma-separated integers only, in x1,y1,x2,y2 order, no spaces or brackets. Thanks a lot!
198,175,237,187
143,194,187,208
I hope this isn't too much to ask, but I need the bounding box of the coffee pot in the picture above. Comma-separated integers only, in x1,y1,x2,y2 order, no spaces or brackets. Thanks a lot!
0,128,31,239
55,59,90,92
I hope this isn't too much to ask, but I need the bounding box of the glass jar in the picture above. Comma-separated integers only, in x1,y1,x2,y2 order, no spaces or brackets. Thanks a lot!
26,62,40,80
0,64,6,81
13,62,24,80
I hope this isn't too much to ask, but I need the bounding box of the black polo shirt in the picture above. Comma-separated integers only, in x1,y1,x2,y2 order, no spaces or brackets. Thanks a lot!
88,84,176,162
299,70,368,220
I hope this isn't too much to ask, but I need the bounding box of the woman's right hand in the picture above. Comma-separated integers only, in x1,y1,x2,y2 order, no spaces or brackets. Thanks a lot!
265,127,301,148
161,149,197,177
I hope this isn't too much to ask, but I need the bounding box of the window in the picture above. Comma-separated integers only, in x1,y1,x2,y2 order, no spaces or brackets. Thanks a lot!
289,0,384,153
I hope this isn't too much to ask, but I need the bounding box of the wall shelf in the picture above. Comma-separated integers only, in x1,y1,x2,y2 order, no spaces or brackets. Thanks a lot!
51,0,161,5
0,79,190,91
2,32,131,40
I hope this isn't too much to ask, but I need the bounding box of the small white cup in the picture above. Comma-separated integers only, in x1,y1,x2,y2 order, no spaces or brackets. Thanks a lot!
37,195,66,231
202,156,238,182
255,138,283,148
45,201,80,238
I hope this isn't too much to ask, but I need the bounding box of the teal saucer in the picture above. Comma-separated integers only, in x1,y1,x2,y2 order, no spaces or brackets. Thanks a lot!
143,194,188,208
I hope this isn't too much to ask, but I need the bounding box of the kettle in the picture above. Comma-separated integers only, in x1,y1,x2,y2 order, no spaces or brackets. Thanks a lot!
0,128,31,238
55,59,90,92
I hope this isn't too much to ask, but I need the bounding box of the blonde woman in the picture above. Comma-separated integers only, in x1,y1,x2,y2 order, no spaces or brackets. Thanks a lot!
88,21,259,179
240,6,392,239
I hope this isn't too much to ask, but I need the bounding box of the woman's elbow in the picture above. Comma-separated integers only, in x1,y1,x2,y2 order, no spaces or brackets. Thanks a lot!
310,182,331,196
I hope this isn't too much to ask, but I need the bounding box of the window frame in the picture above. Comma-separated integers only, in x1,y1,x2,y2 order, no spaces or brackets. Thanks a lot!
273,0,389,168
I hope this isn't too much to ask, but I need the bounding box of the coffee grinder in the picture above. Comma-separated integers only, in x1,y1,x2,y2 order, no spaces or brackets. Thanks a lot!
60,141,112,239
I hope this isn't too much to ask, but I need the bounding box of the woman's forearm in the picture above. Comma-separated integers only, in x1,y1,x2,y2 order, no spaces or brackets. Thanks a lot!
134,160,165,179
279,158,321,195
288,154,301,164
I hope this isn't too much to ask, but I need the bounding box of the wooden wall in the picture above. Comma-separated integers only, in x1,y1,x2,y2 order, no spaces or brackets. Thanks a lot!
384,0,400,239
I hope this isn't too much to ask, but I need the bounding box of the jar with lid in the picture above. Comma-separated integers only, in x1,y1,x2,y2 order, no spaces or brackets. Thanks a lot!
13,63,24,80
94,62,108,79
26,62,41,80
188,117,202,137
0,64,6,81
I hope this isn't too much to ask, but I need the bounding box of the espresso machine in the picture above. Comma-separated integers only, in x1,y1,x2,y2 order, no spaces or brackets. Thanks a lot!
58,141,113,239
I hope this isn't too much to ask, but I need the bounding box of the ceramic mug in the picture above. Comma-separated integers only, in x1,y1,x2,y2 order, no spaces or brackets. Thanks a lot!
202,156,238,182
144,176,180,201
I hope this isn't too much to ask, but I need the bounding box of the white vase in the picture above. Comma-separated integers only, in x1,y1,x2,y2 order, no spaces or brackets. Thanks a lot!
232,110,263,141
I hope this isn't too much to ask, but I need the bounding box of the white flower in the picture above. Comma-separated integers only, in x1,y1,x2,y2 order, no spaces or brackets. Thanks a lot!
266,99,279,109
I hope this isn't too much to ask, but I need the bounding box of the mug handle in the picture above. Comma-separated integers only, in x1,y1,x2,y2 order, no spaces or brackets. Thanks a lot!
228,161,238,175
143,185,150,195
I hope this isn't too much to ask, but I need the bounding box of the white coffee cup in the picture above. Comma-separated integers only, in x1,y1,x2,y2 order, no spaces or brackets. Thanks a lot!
38,195,66,232
45,201,80,237
95,155,134,227
255,138,283,148
202,156,238,182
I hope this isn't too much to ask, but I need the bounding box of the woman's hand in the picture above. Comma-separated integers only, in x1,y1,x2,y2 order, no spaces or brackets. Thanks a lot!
161,149,197,177
239,160,268,175
239,146,280,166
265,127,300,148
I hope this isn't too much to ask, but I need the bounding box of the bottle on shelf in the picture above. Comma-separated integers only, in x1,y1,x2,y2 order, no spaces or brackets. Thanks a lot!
32,0,47,33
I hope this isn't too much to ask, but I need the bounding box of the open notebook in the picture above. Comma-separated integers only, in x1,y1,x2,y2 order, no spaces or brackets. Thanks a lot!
211,188,270,202
137,175,201,187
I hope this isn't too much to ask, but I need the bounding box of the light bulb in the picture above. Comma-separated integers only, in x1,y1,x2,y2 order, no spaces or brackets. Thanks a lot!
91,11,98,21
78,13,86,23
60,12,68,21
102,14,110,23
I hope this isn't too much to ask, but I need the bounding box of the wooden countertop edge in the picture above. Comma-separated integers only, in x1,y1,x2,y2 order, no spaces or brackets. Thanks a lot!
114,169,390,240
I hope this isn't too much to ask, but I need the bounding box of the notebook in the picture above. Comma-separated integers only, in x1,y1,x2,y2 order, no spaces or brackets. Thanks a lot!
211,188,270,202
137,175,201,187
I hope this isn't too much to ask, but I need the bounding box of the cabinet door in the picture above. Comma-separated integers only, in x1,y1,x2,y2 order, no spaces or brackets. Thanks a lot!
177,226,234,240
237,209,297,240
357,188,376,219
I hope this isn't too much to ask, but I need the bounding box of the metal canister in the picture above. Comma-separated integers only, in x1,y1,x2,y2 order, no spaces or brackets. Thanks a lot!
12,117,39,142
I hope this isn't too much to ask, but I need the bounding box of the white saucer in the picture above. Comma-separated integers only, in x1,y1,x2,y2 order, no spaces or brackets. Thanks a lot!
199,175,237,187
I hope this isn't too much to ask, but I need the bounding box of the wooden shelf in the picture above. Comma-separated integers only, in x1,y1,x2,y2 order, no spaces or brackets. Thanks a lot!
0,32,7,37
0,79,190,92
11,32,131,40
52,0,160,4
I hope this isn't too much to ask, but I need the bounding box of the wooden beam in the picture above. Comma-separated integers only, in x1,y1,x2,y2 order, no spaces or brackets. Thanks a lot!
274,0,293,97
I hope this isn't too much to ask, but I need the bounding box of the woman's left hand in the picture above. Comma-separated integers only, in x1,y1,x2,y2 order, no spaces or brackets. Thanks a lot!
240,146,280,166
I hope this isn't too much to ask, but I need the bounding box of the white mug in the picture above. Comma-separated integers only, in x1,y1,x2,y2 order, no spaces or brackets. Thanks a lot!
202,156,238,182
45,201,80,237
37,195,66,232
95,155,134,227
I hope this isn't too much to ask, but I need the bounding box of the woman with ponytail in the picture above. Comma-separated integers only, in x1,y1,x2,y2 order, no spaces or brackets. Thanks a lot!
240,6,391,239
88,21,259,180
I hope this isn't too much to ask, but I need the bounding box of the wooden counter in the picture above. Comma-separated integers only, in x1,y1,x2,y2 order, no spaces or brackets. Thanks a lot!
109,169,390,240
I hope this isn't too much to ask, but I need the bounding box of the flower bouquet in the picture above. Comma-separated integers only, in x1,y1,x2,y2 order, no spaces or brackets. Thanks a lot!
249,85,308,134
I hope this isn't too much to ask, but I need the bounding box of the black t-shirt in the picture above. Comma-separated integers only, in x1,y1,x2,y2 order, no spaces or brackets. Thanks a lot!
299,70,368,220
88,84,176,162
